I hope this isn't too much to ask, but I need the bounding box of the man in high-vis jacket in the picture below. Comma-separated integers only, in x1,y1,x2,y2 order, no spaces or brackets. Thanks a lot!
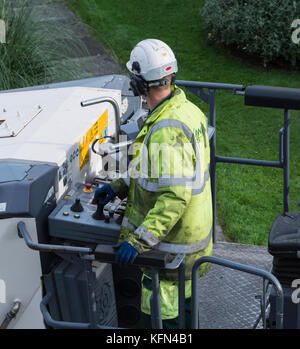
95,39,213,329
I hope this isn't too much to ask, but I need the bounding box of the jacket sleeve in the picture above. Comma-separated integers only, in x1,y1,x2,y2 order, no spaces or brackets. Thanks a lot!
126,126,196,254
110,177,129,200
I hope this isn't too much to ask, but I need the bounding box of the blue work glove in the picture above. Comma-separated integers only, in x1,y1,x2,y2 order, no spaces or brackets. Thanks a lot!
115,241,138,265
93,184,116,204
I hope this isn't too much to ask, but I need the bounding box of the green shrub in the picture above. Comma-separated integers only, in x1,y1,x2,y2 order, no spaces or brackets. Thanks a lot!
0,0,88,90
200,0,300,67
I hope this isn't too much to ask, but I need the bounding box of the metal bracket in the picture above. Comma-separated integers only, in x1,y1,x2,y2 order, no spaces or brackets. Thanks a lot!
165,253,185,270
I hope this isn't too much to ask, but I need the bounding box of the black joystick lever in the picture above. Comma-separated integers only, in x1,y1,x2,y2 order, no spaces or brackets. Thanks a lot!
92,202,105,220
71,198,83,212
92,191,106,220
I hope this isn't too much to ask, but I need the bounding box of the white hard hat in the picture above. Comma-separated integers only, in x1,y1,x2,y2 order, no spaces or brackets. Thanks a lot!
126,39,178,81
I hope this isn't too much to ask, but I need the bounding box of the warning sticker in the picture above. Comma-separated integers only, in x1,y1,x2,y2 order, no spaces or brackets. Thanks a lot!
79,109,108,171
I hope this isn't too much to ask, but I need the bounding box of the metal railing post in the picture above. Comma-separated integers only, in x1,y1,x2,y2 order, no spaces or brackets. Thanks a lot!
283,109,290,213
150,269,163,329
208,89,217,242
178,258,186,329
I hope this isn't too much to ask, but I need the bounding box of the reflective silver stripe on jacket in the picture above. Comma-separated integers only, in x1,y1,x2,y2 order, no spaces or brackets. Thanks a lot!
137,118,210,195
133,224,212,254
154,229,212,254
136,170,210,195
134,225,160,247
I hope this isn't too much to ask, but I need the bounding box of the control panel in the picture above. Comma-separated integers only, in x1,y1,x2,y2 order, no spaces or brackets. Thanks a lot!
48,182,125,245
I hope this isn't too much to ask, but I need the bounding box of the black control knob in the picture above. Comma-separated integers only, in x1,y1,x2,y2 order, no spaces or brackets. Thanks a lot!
71,198,83,212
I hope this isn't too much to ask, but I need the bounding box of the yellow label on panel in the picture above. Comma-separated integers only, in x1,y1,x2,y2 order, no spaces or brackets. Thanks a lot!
79,109,108,171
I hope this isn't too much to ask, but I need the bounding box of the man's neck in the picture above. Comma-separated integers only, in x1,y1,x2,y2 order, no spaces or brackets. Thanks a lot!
146,88,172,112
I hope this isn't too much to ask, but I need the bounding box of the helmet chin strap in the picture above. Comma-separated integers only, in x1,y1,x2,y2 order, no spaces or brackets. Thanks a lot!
148,80,168,88
129,73,176,97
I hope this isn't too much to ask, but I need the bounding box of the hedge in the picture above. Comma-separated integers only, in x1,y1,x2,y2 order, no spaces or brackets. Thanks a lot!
200,0,300,67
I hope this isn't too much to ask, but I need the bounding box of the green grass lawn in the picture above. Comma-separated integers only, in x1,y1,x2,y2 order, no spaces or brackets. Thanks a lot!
64,0,300,246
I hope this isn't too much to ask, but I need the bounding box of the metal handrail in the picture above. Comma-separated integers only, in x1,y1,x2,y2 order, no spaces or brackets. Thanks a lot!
17,221,186,329
191,256,284,329
176,79,244,92
40,293,119,330
17,221,92,254
81,96,121,143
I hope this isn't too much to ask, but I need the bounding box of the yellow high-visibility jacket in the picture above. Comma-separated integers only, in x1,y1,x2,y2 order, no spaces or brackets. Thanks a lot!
111,86,213,283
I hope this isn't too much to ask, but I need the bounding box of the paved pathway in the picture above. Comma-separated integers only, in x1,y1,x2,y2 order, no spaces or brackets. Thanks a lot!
12,0,124,79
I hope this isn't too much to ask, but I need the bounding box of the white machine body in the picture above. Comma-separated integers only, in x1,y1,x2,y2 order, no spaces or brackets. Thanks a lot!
0,86,121,199
0,83,123,328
